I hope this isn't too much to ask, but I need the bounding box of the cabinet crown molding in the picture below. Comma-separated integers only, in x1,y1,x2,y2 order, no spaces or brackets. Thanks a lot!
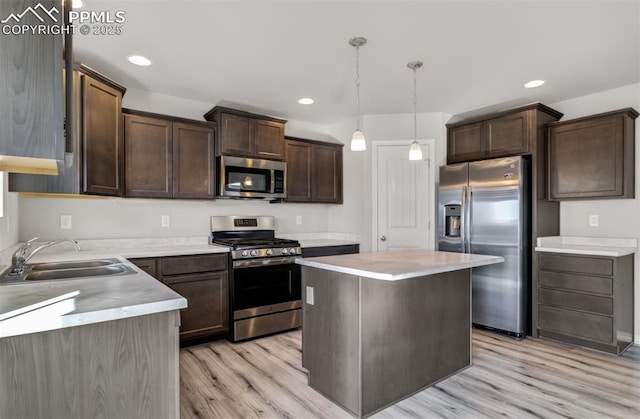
547,107,639,127
204,106,287,124
446,102,563,128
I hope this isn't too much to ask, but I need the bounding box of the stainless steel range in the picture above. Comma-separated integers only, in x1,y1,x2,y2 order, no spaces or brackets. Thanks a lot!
211,216,302,342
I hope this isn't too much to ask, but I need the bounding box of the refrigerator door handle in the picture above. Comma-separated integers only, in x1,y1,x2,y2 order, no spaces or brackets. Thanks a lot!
461,186,467,253
466,186,473,253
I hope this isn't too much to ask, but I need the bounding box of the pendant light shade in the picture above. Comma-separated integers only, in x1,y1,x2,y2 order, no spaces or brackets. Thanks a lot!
409,141,423,160
349,37,367,151
351,129,366,151
407,61,423,161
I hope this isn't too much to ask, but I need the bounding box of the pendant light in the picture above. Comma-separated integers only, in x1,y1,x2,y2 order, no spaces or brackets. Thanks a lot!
407,61,423,161
349,37,367,151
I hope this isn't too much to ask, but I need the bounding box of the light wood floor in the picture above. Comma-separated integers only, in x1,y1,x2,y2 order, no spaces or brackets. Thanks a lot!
180,329,640,418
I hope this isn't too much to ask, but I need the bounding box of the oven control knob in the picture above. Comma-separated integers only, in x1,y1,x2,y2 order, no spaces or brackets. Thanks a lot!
241,250,249,257
250,250,258,257
289,248,297,255
281,248,289,255
266,249,273,256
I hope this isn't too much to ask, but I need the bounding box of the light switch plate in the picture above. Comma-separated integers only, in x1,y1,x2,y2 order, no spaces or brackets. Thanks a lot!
306,286,314,305
60,214,72,230
589,214,599,227
161,215,171,228
296,215,303,225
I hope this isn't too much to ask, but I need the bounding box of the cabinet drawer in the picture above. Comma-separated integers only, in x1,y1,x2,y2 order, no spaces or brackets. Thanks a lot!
128,257,159,279
538,288,613,315
161,254,228,275
538,253,613,276
538,270,613,295
539,305,613,343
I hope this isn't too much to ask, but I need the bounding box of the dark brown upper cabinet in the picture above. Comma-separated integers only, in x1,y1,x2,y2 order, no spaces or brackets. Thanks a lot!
9,63,126,196
485,111,529,158
447,122,484,162
285,137,343,204
124,109,215,199
79,65,125,196
548,108,638,200
446,104,562,165
204,107,286,160
0,0,63,174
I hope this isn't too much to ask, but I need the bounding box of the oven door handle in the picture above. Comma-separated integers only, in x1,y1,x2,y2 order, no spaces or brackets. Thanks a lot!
233,256,298,269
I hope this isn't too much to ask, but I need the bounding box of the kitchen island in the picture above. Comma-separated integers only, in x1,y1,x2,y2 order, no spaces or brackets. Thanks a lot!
296,250,503,418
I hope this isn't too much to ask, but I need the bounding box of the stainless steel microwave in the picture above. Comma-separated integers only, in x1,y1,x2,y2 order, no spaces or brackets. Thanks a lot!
217,156,286,199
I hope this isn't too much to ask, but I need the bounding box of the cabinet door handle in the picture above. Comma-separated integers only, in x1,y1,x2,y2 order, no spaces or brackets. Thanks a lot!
380,236,387,242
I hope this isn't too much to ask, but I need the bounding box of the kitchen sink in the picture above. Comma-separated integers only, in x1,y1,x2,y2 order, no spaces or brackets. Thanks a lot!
29,258,121,271
0,258,136,284
24,265,136,281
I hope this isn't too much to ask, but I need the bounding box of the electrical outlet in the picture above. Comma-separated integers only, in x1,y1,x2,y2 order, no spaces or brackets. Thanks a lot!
589,214,599,227
161,214,171,228
60,214,72,230
306,286,314,305
296,215,303,225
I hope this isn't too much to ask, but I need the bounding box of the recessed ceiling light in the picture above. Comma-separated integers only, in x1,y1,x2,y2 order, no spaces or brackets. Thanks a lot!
72,0,84,8
128,55,152,67
298,98,314,105
524,80,545,88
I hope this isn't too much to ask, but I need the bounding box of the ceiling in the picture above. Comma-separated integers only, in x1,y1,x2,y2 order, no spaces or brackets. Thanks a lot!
73,0,640,125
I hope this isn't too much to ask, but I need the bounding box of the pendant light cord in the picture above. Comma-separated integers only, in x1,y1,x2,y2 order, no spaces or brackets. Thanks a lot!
412,66,418,143
355,44,361,131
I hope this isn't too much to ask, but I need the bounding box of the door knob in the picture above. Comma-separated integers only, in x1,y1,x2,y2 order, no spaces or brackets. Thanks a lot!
380,236,387,242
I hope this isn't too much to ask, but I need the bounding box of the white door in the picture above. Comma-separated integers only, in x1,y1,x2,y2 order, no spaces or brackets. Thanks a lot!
375,142,433,251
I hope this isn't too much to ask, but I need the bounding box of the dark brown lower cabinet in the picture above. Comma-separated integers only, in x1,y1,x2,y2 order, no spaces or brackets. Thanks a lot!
536,252,634,355
129,254,229,342
163,272,228,340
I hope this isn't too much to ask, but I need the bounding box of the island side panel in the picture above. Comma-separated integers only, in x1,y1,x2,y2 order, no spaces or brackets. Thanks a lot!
360,269,471,416
302,266,361,416
0,311,180,419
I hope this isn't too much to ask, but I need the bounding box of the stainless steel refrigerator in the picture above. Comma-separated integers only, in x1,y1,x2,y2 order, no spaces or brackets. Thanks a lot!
437,156,530,337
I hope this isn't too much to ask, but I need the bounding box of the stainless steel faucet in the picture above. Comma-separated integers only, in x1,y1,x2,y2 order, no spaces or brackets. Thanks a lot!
10,237,82,275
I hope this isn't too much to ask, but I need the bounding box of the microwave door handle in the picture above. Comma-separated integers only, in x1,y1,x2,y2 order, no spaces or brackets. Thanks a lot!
273,169,276,194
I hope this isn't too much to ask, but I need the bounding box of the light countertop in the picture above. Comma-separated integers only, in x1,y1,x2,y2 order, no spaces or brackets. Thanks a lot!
0,236,230,275
0,237,230,339
278,232,360,249
0,233,360,338
295,250,503,281
298,239,359,248
535,236,637,257
0,257,187,339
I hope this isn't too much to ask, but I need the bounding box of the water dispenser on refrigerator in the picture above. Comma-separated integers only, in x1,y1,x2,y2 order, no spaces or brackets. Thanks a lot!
444,205,461,237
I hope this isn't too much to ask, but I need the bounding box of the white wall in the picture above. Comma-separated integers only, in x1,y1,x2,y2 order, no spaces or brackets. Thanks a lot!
328,112,449,252
123,87,214,121
123,87,334,143
18,196,331,240
549,82,640,343
0,173,19,251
